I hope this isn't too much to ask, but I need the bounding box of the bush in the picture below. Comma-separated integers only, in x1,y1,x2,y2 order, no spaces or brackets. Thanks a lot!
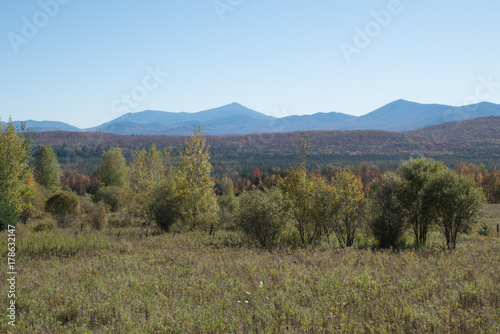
33,219,56,232
369,173,407,249
237,188,289,248
92,186,123,212
45,192,80,228
0,197,18,231
218,180,240,230
149,178,181,232
88,201,108,230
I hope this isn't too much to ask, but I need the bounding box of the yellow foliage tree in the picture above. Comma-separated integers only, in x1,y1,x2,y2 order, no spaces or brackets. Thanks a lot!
176,126,218,231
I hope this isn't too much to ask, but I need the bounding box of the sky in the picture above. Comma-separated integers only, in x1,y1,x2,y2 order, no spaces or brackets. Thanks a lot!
1,0,500,128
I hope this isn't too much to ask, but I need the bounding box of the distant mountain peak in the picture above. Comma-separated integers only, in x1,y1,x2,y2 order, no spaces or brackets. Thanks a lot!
8,100,500,135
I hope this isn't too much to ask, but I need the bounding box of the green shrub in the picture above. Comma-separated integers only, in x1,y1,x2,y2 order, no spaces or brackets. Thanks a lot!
33,220,56,232
218,184,240,231
0,197,18,231
149,178,181,232
88,201,108,230
237,188,289,248
368,173,407,249
45,191,80,228
92,186,123,212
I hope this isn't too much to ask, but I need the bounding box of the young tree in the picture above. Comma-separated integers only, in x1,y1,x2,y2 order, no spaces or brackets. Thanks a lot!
218,178,239,230
369,172,407,249
0,119,34,220
149,175,181,232
237,188,289,248
280,167,331,244
19,177,46,224
177,126,218,230
330,169,365,247
397,158,447,246
45,191,80,228
280,136,334,244
422,171,485,249
87,201,108,231
96,147,128,188
35,145,62,190
127,145,169,223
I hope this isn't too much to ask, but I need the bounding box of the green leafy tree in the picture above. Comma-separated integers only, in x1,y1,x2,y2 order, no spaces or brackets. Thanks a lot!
237,188,289,248
45,191,80,228
177,126,218,230
96,148,128,188
35,145,62,190
369,172,407,249
422,171,485,249
397,158,447,246
330,169,365,247
0,119,34,217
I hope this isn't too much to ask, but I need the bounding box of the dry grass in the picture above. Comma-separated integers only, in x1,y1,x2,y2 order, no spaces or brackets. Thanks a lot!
1,206,500,333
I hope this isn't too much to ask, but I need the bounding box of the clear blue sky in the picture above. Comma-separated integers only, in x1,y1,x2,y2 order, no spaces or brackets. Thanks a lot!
1,0,499,128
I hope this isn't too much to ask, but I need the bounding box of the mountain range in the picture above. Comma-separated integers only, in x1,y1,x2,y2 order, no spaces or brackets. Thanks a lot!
5,100,500,135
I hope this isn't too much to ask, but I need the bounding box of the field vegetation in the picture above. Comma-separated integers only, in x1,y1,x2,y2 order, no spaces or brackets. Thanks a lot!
1,206,499,333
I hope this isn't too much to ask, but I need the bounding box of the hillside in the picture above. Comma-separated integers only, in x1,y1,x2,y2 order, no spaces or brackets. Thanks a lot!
409,116,500,144
31,116,500,175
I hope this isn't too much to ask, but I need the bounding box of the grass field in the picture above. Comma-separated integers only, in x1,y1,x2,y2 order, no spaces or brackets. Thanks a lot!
1,205,500,333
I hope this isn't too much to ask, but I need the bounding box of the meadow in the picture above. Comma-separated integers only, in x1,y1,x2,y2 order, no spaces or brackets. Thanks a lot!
1,205,499,333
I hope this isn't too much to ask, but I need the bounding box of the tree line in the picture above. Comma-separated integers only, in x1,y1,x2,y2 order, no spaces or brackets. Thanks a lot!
0,120,487,249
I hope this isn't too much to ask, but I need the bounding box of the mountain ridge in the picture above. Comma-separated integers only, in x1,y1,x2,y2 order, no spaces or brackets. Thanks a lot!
4,100,500,135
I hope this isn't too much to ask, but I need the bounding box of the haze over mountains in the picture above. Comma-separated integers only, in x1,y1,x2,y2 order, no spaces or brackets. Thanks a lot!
6,100,500,135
